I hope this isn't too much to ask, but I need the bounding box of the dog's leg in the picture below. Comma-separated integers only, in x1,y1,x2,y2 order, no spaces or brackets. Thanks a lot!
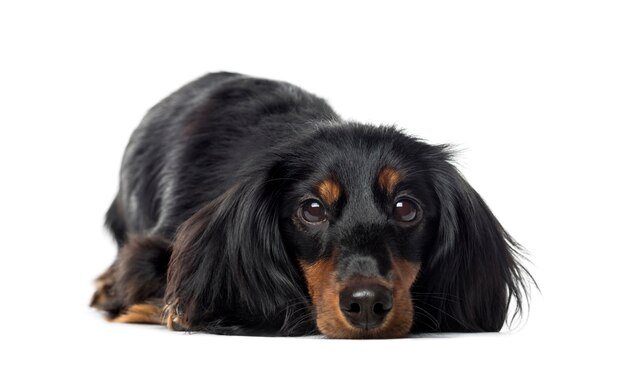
91,235,172,324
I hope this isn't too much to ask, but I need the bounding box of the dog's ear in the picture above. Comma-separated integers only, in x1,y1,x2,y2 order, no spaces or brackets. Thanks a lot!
164,161,311,335
413,157,534,332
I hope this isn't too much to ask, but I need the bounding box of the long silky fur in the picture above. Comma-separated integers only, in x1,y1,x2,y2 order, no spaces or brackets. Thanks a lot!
165,165,316,336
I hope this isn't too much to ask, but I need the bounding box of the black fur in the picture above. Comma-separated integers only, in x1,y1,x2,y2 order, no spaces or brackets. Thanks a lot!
93,72,534,337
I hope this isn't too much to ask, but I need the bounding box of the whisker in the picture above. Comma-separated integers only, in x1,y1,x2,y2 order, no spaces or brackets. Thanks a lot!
410,294,461,305
413,305,440,331
417,301,465,326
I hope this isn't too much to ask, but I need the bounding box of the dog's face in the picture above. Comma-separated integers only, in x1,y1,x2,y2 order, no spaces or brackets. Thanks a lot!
277,127,439,338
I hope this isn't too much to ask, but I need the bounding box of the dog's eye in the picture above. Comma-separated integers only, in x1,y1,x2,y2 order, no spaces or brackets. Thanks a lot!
393,199,421,223
300,199,327,224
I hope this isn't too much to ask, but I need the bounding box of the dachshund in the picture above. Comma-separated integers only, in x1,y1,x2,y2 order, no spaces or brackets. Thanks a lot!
91,72,533,338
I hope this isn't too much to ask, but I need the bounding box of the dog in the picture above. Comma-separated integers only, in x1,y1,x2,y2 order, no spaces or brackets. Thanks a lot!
91,72,533,338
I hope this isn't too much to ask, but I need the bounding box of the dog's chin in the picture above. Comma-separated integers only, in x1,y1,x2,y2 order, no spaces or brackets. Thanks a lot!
318,325,413,340
315,308,414,339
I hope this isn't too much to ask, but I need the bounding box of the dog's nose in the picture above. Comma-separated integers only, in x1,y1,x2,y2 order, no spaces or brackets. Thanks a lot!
339,284,393,329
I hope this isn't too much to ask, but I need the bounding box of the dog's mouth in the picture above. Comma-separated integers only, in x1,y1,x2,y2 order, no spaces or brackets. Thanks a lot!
299,257,420,339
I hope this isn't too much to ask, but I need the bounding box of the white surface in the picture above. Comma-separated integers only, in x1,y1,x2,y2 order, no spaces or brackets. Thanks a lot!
1,1,625,364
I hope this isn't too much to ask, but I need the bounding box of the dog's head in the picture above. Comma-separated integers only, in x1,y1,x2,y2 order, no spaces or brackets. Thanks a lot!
165,123,532,338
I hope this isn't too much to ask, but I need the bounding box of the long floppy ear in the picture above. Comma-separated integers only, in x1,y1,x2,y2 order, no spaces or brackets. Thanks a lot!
164,163,312,335
413,159,534,332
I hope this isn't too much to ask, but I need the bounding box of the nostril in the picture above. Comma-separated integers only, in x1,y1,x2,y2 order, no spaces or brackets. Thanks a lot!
348,303,361,313
372,302,387,315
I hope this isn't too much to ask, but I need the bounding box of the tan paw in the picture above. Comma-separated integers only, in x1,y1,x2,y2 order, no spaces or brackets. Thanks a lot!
111,303,163,324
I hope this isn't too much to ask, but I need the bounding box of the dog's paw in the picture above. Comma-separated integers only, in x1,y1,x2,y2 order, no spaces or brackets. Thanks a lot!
164,301,190,331
111,303,163,324
90,267,118,312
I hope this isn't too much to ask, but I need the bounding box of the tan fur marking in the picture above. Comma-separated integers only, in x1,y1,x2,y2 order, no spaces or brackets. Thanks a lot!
299,255,421,339
299,258,352,338
378,167,401,193
111,304,163,324
380,257,421,338
318,178,341,205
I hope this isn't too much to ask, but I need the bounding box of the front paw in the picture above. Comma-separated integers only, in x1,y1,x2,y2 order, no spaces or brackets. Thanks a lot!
164,301,190,331
91,267,112,305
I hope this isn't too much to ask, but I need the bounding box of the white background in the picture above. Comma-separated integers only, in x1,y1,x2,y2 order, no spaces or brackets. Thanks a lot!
1,1,625,364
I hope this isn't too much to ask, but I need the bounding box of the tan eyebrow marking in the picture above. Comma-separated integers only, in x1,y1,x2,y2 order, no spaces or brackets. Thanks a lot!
377,167,401,193
318,178,341,205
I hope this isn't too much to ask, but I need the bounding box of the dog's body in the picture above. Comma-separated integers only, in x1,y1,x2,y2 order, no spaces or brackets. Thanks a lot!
92,72,532,338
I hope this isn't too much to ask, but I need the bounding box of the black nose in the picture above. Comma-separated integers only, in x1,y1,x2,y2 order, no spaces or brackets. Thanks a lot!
339,284,393,330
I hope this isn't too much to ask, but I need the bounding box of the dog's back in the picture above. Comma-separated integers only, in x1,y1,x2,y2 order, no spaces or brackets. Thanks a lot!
107,72,338,243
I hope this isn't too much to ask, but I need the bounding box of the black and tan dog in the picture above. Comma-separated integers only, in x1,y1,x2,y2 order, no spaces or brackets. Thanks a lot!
91,72,533,338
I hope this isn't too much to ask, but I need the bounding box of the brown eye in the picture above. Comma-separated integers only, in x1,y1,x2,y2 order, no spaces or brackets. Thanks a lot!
393,199,420,223
301,199,327,223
